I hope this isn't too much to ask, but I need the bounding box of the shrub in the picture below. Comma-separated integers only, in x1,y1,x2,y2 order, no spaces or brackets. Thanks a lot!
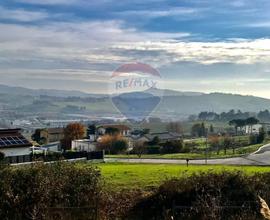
249,134,258,145
111,139,128,154
0,151,5,161
146,146,161,154
127,171,268,220
0,162,101,220
184,141,197,149
148,136,160,146
161,140,184,154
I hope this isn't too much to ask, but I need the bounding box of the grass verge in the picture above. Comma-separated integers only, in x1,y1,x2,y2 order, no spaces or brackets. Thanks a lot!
105,143,263,160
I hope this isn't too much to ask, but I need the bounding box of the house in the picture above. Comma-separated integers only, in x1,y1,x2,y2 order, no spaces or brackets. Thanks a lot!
97,124,131,136
244,122,270,134
0,128,33,157
126,135,149,149
71,139,98,152
127,131,182,149
40,128,64,144
42,141,61,152
144,132,182,144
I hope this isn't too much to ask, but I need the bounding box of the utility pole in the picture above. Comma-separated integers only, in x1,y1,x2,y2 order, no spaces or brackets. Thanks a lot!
205,127,208,165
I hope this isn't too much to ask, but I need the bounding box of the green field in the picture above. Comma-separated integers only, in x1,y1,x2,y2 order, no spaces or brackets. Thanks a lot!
106,143,263,160
94,163,270,191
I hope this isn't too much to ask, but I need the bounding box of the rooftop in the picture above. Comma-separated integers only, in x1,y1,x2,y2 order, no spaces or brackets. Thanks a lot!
0,128,32,149
47,128,64,134
144,132,182,141
98,124,131,131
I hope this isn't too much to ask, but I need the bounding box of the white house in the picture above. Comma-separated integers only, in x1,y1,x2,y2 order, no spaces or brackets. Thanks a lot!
97,124,131,136
244,123,270,134
0,128,33,157
71,139,98,152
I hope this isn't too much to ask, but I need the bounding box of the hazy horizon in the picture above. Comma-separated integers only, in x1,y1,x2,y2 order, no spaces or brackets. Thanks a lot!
2,83,270,100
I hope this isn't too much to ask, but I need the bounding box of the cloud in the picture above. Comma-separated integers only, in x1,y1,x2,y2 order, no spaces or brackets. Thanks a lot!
13,0,78,5
0,20,190,65
245,22,270,28
118,7,198,18
0,6,49,22
113,39,270,65
14,0,166,6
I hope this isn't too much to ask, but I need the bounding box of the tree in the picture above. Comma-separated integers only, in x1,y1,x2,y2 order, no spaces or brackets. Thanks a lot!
87,124,96,137
97,134,115,152
229,119,246,135
222,135,232,155
208,135,220,155
62,123,85,150
98,134,127,154
257,127,266,144
133,141,147,158
166,122,183,134
209,124,214,133
111,139,128,154
31,129,47,145
258,110,270,122
191,123,206,137
245,117,259,134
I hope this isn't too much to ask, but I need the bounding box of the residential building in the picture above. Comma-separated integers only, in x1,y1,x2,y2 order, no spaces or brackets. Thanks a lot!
40,128,64,144
42,141,61,152
244,122,270,134
97,124,131,136
71,139,98,152
128,131,182,149
0,128,32,156
144,132,182,144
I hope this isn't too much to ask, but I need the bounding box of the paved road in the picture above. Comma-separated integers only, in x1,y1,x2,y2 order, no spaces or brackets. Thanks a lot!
105,144,270,166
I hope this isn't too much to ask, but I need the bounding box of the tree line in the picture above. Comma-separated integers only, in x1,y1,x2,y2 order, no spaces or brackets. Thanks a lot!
190,109,270,122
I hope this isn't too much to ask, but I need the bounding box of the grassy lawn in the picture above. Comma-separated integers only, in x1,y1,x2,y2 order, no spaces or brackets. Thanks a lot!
93,163,270,191
106,143,263,160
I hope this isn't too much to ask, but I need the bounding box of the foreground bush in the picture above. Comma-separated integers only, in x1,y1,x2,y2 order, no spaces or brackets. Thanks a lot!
127,171,270,220
0,162,100,220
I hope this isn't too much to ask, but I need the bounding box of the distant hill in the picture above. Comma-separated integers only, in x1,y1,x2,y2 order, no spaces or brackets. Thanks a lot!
157,93,270,117
1,84,270,119
146,88,204,97
0,84,105,98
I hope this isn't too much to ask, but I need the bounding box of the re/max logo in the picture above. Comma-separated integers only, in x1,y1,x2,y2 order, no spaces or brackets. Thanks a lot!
115,78,157,90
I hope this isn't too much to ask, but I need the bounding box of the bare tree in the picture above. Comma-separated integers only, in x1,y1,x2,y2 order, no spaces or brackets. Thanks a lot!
133,140,147,159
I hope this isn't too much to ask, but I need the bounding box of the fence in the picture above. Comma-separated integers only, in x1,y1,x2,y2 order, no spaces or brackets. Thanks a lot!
4,150,104,164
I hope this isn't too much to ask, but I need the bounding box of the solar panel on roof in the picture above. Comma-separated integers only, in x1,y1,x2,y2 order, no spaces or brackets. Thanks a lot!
0,135,30,147
9,140,17,145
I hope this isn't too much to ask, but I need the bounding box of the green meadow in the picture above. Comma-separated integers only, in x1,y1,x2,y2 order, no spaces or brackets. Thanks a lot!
93,162,270,191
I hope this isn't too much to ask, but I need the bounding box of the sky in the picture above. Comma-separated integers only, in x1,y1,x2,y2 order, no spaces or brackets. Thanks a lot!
1,0,270,97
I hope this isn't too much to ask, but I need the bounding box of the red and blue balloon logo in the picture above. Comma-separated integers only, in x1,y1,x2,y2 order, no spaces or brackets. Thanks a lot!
109,62,163,123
